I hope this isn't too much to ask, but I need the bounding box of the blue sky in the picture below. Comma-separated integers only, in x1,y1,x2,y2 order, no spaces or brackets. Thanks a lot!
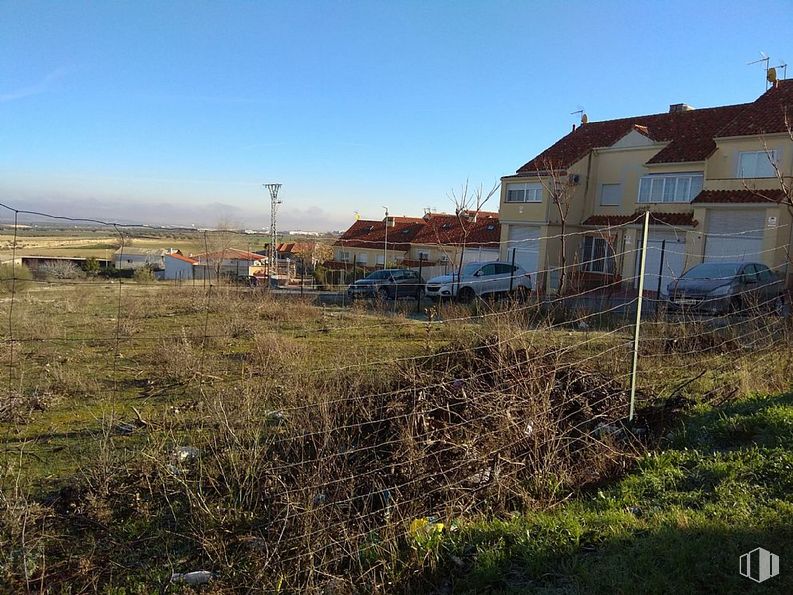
1,1,791,230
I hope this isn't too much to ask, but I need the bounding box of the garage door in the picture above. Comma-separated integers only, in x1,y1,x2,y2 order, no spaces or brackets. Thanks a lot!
507,225,541,285
635,230,687,295
704,210,765,263
461,247,499,264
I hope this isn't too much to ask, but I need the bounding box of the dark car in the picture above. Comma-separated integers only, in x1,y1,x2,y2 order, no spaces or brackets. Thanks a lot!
666,262,785,315
347,268,425,300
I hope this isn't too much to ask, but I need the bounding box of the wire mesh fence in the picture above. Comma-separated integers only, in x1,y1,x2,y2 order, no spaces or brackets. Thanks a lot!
0,202,791,591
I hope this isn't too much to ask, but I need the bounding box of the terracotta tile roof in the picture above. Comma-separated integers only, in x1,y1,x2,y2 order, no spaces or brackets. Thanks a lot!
582,212,698,227
165,252,198,264
335,212,501,250
412,212,501,248
516,104,748,174
513,81,793,175
276,241,314,254
335,218,424,251
691,188,788,204
717,80,793,137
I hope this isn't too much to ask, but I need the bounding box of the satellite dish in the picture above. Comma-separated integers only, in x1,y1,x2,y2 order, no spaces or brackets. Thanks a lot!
767,67,778,83
581,113,589,125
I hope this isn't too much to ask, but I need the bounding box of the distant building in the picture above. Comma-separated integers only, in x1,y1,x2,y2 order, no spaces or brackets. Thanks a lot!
113,247,166,270
328,211,501,280
162,251,198,281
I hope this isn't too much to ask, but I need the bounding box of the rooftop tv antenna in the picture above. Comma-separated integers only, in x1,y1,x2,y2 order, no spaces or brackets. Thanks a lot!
264,183,282,282
570,107,587,126
748,51,772,90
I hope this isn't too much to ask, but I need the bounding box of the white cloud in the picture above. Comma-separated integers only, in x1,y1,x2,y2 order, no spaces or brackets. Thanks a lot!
0,66,72,103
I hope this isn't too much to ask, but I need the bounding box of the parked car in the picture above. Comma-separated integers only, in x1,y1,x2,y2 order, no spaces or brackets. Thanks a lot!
347,268,425,300
424,261,532,303
666,262,785,315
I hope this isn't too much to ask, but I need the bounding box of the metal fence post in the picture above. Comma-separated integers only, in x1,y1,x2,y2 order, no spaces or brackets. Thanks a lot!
509,248,516,292
416,255,424,314
629,211,650,422
654,239,666,316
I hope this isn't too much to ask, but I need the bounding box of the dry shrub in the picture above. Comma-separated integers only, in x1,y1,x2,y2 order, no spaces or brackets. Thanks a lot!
247,332,306,371
154,331,201,384
109,339,651,591
0,391,53,423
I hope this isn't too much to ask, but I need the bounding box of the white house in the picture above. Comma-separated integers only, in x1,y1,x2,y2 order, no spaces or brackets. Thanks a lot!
163,252,198,280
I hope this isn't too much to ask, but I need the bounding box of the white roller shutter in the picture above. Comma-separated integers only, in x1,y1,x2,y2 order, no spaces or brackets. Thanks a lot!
461,247,499,264
704,210,765,263
635,230,687,295
507,225,541,285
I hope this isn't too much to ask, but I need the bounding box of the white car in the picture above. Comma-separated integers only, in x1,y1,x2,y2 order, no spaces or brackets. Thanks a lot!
424,261,532,303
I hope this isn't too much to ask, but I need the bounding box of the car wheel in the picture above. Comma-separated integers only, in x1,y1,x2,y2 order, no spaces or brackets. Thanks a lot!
377,287,390,301
458,287,475,304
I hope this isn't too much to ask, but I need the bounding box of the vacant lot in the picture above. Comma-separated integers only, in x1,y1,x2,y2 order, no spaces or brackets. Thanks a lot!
1,280,791,592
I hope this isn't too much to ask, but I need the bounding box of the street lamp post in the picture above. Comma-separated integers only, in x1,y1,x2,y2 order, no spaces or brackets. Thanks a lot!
382,206,389,270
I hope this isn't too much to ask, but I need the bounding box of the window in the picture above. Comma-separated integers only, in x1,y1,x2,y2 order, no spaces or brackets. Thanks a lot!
479,264,497,276
580,236,616,274
417,250,431,261
495,264,516,274
600,184,622,206
357,253,368,265
506,182,542,203
757,264,775,283
738,150,777,178
638,173,703,203
339,251,351,262
376,254,385,265
741,264,760,283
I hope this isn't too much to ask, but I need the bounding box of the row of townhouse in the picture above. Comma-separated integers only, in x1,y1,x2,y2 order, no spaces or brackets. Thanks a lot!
329,211,501,280
498,79,793,294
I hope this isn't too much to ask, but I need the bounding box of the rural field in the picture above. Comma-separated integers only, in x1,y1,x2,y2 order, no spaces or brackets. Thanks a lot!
0,227,274,262
1,273,791,592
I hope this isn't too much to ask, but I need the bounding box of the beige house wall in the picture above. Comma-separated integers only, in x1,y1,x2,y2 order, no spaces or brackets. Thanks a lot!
708,134,793,180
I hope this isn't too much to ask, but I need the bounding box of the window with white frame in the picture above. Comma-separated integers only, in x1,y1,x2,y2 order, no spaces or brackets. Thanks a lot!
580,236,616,274
738,150,778,178
506,182,543,203
357,253,368,265
338,251,351,262
637,173,703,203
417,250,431,261
600,183,622,206
376,254,385,265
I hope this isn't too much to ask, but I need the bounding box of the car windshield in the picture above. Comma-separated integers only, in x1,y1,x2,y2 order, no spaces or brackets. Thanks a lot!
365,270,392,280
681,263,741,280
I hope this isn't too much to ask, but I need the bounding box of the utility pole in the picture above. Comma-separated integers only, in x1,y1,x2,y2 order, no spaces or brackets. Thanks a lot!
264,183,282,285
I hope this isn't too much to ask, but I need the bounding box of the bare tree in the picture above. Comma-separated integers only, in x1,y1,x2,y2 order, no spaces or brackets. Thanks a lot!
204,218,241,281
536,158,577,296
293,241,333,270
449,180,500,299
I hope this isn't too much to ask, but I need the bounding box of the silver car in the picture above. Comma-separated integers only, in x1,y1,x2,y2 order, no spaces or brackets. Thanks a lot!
424,261,532,303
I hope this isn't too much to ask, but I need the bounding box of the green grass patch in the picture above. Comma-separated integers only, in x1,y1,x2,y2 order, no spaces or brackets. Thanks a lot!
428,392,793,593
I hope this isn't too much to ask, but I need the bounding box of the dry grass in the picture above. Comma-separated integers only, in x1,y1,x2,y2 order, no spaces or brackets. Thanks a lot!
0,282,791,592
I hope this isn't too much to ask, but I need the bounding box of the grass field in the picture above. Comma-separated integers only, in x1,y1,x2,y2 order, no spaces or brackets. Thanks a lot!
0,280,791,592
